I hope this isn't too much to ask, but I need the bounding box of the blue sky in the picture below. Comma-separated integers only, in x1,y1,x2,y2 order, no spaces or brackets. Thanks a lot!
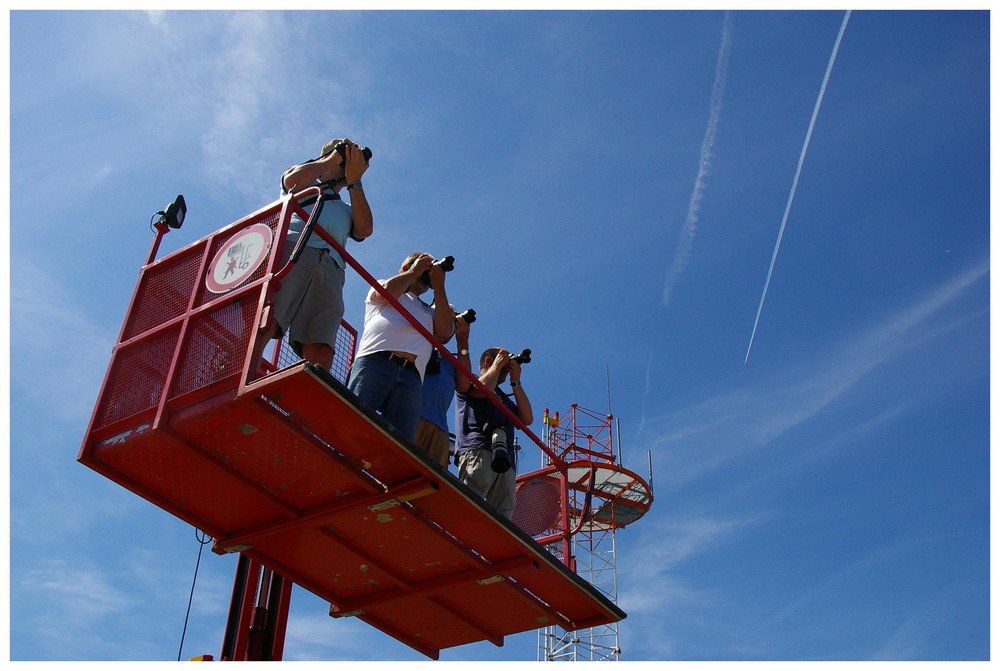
8,8,990,663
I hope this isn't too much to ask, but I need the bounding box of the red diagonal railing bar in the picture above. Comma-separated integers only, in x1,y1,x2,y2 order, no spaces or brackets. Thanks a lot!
303,211,567,472
563,444,614,462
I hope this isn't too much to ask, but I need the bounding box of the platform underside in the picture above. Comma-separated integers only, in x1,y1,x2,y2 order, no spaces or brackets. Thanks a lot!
80,363,624,659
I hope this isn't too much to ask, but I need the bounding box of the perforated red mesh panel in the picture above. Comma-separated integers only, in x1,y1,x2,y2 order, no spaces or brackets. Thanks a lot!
92,206,285,435
513,477,562,538
330,323,357,384
273,321,358,385
93,325,181,430
122,243,206,340
172,297,260,398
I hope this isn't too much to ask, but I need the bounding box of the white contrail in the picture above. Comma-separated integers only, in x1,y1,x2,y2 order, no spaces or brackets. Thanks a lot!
636,351,655,441
662,11,733,306
744,10,852,364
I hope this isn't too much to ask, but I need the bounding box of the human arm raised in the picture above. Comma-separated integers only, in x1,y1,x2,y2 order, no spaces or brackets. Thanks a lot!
281,150,342,193
342,144,373,240
453,314,472,394
428,265,455,342
373,254,431,304
507,359,534,425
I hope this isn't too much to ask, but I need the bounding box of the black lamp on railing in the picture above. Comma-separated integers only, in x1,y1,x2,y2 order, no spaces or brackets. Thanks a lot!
156,194,187,229
146,194,187,265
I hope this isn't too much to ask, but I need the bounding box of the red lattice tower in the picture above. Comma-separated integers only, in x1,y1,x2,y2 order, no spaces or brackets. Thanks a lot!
512,404,653,661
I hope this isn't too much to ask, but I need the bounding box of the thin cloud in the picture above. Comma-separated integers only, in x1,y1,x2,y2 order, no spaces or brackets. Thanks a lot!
647,260,987,491
634,350,655,447
621,515,764,596
616,513,765,656
11,257,119,424
198,12,309,202
618,261,985,659
22,560,137,619
91,164,113,184
191,12,370,206
662,11,733,306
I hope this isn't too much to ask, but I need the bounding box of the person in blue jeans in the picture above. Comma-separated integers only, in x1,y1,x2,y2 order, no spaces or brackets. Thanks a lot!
414,309,473,467
348,252,455,439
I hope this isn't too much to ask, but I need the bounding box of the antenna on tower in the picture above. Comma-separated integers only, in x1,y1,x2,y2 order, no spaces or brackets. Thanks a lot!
647,450,654,492
606,364,613,417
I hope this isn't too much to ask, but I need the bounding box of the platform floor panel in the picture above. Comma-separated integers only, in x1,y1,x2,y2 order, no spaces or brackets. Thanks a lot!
80,363,625,658
88,413,295,536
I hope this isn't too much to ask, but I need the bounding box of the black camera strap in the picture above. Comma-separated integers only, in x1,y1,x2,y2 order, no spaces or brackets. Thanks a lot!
425,350,442,376
297,178,342,209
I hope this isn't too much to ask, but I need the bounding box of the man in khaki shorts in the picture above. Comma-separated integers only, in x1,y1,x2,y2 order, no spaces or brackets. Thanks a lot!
264,138,373,371
454,348,534,519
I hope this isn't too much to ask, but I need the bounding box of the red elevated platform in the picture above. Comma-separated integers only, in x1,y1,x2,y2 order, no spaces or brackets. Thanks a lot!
78,194,624,659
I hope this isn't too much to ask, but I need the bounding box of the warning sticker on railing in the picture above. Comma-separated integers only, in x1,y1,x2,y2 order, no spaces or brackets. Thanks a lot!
206,223,273,294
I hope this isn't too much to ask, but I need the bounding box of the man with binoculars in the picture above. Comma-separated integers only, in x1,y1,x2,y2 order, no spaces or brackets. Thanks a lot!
454,348,534,520
347,252,455,440
264,137,373,371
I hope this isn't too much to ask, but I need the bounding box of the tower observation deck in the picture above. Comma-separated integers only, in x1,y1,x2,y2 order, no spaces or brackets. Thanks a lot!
515,405,654,660
78,189,638,660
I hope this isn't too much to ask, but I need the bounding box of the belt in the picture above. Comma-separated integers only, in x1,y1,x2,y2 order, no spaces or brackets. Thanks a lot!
366,350,419,374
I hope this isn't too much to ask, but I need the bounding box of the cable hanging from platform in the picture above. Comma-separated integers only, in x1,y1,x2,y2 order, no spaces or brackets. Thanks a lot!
177,528,212,661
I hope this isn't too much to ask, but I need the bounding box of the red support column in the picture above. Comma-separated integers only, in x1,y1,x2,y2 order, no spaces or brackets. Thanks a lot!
221,555,292,661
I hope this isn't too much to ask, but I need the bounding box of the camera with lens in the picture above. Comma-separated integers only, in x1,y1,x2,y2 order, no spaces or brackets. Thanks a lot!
332,141,373,165
489,426,511,473
420,255,455,286
457,308,476,324
511,348,532,364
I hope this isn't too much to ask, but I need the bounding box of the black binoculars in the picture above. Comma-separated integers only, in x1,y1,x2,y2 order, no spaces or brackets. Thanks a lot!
420,255,454,286
457,308,476,324
511,348,531,364
433,255,455,272
333,141,373,164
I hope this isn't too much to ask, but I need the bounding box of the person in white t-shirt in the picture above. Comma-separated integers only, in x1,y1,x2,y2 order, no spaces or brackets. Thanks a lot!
347,252,455,439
